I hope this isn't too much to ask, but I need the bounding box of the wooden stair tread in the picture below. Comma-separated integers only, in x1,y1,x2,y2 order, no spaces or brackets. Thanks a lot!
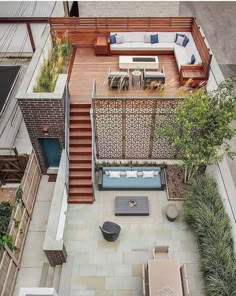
70,139,91,146
69,187,93,193
68,196,93,204
70,115,90,123
69,179,92,185
70,147,92,154
70,163,91,170
70,171,91,178
70,155,91,160
70,123,91,131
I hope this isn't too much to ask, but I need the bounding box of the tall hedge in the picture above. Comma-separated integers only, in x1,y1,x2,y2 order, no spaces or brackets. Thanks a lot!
183,175,236,296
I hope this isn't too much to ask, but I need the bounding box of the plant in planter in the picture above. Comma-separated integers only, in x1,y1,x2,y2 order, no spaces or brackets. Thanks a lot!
157,76,236,183
34,32,72,93
183,175,236,296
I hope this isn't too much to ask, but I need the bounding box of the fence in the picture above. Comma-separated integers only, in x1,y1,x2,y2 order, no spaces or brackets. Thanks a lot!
50,17,193,47
0,151,41,296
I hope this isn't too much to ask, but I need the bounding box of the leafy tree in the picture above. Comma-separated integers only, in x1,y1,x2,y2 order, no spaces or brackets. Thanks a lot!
158,76,236,183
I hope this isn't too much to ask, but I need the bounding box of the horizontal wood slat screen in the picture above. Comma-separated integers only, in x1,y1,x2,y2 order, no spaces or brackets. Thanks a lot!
191,18,212,75
50,17,193,47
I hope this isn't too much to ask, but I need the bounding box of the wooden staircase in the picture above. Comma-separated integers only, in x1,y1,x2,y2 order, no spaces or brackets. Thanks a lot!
68,102,93,203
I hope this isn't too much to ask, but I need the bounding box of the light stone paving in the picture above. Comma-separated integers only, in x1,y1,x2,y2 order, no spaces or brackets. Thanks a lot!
64,189,204,296
13,176,55,296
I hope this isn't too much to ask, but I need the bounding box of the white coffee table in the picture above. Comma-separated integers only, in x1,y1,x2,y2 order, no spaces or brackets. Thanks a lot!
119,56,159,70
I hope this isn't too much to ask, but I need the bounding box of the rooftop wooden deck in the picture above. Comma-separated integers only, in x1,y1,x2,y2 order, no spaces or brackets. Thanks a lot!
69,48,184,104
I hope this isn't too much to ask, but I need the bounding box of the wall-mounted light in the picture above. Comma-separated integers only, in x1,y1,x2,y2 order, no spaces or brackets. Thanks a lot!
42,125,49,135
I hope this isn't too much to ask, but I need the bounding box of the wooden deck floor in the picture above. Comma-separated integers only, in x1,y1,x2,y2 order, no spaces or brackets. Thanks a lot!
69,48,183,103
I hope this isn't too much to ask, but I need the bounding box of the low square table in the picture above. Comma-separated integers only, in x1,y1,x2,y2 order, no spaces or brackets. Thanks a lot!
115,196,149,216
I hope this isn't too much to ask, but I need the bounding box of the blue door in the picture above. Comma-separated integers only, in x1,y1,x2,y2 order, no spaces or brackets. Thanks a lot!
39,138,60,168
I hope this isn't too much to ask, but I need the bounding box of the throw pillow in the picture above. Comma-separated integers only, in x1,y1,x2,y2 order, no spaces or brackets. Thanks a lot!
175,33,189,47
137,171,143,177
109,171,120,178
144,33,151,43
126,171,138,178
191,54,196,64
105,171,110,176
183,35,189,47
176,35,185,46
143,171,155,178
116,34,124,44
120,171,126,176
151,34,159,44
110,34,117,44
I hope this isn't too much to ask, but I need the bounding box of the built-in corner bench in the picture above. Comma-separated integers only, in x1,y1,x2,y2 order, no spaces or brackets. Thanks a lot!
98,166,166,191
94,19,211,87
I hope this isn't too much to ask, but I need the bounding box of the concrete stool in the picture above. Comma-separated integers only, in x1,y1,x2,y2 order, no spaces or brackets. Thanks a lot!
165,204,178,222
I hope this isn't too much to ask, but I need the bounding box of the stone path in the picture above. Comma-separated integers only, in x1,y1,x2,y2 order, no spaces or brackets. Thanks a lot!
13,176,55,296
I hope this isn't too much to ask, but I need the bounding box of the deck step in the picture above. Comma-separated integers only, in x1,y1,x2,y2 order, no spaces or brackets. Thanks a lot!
70,147,92,155
70,115,90,124
70,123,91,131
68,196,93,204
70,171,91,178
70,155,91,163
70,139,91,147
69,163,91,171
70,101,91,108
70,130,92,139
69,187,93,196
70,107,90,116
69,179,92,187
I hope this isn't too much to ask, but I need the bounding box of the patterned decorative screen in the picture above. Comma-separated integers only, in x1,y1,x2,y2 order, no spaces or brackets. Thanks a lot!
93,97,182,159
94,99,123,158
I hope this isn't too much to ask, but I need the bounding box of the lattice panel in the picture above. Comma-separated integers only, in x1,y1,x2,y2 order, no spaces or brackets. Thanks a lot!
125,100,154,158
93,98,181,159
94,99,123,158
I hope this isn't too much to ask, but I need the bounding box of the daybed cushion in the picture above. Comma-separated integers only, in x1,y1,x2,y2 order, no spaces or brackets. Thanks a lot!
101,166,162,189
102,174,161,189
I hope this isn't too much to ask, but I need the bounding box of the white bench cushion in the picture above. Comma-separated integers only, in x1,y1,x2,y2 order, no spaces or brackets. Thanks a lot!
110,42,175,51
110,32,203,70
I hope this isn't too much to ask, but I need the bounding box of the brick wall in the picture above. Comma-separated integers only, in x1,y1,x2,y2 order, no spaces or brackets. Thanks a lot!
18,98,65,173
78,1,180,17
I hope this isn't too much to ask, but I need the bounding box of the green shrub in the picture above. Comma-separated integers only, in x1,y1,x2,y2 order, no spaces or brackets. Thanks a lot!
183,175,236,296
0,202,13,250
34,32,71,93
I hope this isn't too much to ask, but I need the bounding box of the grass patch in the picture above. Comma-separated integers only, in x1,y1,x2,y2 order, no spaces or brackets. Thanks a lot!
183,175,236,296
34,33,71,92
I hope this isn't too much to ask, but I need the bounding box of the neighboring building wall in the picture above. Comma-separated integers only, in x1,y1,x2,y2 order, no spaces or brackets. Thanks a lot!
0,1,64,56
18,97,65,173
78,1,180,17
0,60,30,150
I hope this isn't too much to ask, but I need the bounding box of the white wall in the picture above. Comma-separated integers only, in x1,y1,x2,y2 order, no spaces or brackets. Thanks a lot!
78,1,180,17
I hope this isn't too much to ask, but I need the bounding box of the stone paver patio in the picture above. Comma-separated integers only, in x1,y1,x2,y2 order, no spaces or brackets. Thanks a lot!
64,189,204,296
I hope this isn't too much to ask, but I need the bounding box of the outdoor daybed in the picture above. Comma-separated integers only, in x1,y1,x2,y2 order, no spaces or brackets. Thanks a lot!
98,166,166,190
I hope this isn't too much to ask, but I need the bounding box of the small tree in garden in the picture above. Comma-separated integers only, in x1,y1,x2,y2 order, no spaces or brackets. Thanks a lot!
158,76,236,183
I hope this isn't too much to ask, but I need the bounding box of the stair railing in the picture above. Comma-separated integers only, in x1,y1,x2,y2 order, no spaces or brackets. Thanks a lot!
64,81,70,195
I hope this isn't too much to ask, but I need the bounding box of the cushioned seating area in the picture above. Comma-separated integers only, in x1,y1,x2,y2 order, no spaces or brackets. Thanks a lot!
98,166,165,190
110,32,202,71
